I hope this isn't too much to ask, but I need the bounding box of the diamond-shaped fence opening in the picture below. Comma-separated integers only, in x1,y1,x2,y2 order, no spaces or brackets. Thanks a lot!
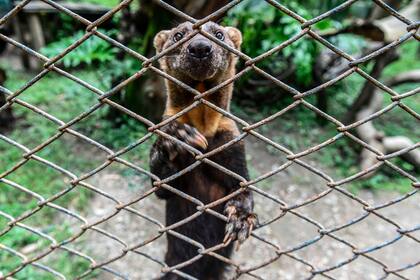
0,0,419,279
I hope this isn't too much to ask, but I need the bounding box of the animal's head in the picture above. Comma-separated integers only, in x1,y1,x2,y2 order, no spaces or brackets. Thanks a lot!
153,21,242,82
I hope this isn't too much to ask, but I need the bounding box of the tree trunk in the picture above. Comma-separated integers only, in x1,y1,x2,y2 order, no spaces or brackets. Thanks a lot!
369,0,402,20
355,71,420,177
343,47,399,124
0,68,14,131
322,0,420,42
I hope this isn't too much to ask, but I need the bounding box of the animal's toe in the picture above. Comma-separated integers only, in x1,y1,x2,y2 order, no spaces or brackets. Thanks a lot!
223,205,257,247
182,124,208,150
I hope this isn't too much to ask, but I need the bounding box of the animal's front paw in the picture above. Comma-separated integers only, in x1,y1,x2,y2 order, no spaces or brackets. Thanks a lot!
223,199,257,248
160,121,208,160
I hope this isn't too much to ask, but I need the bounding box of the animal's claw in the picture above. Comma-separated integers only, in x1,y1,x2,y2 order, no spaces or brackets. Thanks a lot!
223,203,257,249
160,121,207,160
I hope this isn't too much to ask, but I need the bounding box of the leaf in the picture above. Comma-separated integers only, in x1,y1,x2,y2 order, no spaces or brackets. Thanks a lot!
40,29,118,68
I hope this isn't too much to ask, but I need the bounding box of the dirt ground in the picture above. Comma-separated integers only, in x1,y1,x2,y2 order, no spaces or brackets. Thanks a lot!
74,135,420,280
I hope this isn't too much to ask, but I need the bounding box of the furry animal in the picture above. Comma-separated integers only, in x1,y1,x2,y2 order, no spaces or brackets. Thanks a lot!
150,21,256,280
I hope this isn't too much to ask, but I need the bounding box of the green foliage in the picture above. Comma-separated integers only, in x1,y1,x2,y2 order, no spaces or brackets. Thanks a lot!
0,67,149,278
0,70,95,278
41,30,118,68
71,0,120,8
383,41,420,80
99,57,143,88
0,225,92,280
224,0,340,86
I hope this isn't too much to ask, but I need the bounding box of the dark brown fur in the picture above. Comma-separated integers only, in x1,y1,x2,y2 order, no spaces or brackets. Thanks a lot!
150,22,256,280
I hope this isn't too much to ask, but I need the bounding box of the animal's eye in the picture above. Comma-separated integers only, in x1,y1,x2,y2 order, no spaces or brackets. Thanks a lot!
215,31,224,41
173,32,184,42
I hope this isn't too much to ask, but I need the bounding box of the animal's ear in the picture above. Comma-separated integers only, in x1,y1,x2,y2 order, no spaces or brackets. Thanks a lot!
153,30,170,53
226,27,242,50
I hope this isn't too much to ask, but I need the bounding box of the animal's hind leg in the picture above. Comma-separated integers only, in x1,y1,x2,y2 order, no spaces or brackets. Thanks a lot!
202,245,233,280
162,233,207,279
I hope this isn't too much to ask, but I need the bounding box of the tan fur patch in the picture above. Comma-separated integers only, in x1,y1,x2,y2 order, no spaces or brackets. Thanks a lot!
218,117,239,136
196,82,206,93
164,106,189,124
187,105,222,137
188,83,223,137
165,108,237,138
166,84,224,137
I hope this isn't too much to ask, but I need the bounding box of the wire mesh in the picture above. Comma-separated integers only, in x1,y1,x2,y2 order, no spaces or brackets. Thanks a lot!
0,0,419,279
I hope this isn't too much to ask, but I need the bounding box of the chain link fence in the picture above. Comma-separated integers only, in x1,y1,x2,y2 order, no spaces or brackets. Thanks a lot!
0,0,419,279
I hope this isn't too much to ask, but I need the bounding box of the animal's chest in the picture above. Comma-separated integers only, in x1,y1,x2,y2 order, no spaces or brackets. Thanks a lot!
184,166,227,206
174,103,222,137
170,83,224,137
186,104,207,131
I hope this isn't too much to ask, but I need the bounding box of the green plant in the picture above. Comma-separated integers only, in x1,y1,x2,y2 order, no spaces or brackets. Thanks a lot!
71,0,120,8
0,67,150,279
224,0,339,86
41,30,119,68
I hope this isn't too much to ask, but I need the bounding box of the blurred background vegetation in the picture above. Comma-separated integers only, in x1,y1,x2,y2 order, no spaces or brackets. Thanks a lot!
0,0,419,278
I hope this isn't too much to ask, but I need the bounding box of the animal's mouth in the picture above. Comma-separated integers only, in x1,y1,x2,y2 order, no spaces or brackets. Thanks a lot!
189,56,212,62
186,55,213,66
179,55,215,81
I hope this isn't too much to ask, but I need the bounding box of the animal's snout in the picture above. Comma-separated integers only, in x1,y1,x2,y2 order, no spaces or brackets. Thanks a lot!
187,40,213,59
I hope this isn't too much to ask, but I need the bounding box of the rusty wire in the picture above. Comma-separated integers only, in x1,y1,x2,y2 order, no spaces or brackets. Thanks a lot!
0,0,419,279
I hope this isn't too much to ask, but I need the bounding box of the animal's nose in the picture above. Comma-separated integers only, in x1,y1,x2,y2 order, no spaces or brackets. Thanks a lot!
187,40,213,58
